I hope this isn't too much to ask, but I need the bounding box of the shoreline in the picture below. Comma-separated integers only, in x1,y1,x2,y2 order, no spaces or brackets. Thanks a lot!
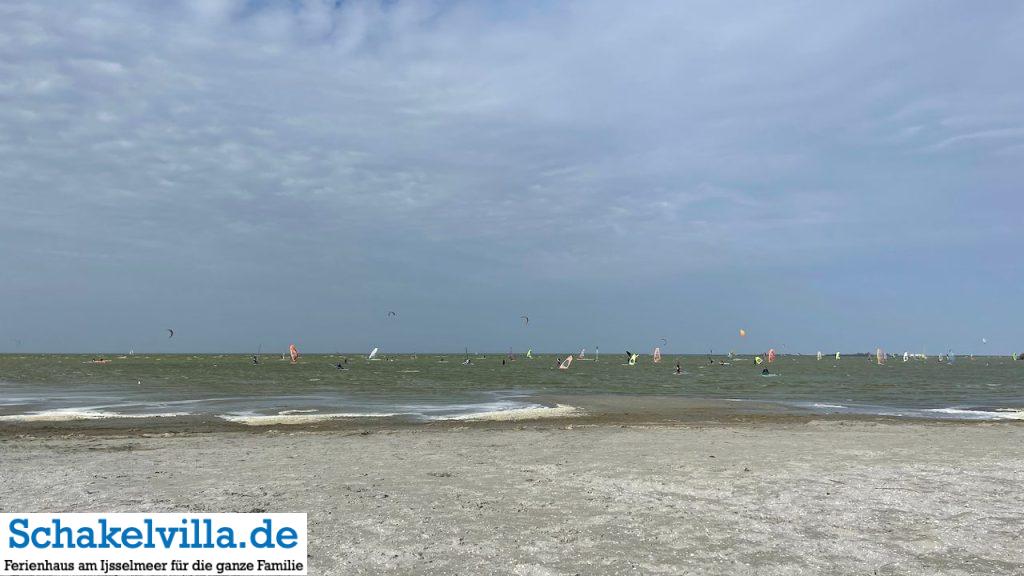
2,393,1021,437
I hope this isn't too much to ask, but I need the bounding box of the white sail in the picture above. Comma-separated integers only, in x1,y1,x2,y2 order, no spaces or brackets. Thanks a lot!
578,348,586,359
903,351,909,362
559,356,573,370
816,351,823,361
835,352,841,360
368,347,378,360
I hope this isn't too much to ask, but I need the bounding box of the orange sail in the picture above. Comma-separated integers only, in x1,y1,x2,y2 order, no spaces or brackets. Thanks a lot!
289,344,299,364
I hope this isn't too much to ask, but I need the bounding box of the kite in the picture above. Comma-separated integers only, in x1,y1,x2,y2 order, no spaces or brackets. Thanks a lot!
660,337,668,346
166,329,174,339
521,315,529,326
387,311,397,318
739,329,746,337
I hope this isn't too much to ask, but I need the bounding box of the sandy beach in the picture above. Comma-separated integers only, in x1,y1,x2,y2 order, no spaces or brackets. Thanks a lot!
2,419,1021,575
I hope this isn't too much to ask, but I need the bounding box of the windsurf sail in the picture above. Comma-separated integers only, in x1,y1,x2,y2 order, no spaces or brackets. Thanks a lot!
816,351,823,361
755,356,763,365
289,344,299,364
595,347,599,362
559,356,573,370
903,351,909,362
947,349,956,365
368,347,378,360
767,349,776,363
835,352,841,360
628,353,638,366
653,347,662,363
578,348,586,359
876,348,885,365
526,349,533,359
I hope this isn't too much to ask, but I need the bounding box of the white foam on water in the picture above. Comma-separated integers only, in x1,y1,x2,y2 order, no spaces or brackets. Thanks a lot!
0,410,190,422
219,412,404,425
433,403,579,422
921,407,1024,420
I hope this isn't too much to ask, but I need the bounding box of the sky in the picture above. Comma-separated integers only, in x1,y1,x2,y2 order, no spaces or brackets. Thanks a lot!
0,0,1021,354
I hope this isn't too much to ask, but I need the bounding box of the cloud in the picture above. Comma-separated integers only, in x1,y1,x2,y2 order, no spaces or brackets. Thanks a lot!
0,0,1021,352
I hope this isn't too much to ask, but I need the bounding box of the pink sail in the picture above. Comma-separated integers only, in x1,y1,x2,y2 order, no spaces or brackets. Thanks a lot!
653,347,662,363
767,348,776,363
559,356,573,370
289,344,299,364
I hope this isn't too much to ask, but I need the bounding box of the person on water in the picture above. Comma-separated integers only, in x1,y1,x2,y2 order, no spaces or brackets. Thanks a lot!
762,367,770,375
334,362,346,370
674,362,682,375
251,355,259,365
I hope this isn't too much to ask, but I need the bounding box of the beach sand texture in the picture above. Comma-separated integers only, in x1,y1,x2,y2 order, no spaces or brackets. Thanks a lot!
1,421,1021,575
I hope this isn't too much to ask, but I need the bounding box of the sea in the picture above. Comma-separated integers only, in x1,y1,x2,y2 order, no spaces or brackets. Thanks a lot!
1,353,1022,425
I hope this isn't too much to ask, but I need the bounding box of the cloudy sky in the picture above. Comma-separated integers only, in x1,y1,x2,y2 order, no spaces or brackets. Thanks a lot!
1,0,1021,354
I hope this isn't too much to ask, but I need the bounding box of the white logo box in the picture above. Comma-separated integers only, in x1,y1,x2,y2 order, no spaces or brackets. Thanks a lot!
0,513,307,575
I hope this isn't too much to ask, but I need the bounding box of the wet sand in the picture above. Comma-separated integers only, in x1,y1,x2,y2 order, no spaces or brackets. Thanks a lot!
1,420,1021,575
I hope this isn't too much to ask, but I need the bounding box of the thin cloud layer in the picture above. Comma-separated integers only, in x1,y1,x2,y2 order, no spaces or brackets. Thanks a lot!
1,1,1021,353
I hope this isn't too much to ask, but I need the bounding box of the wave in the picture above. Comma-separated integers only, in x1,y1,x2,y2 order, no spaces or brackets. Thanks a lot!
218,412,405,425
432,403,579,422
0,410,190,422
776,401,1024,421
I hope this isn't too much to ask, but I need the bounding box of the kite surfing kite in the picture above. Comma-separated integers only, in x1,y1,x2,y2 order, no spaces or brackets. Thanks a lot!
660,337,668,346
521,315,529,326
166,328,174,339
387,311,397,318
739,329,746,337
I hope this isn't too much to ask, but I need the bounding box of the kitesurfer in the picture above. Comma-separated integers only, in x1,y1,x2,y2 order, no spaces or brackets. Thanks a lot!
251,355,259,365
674,362,682,375
762,367,770,375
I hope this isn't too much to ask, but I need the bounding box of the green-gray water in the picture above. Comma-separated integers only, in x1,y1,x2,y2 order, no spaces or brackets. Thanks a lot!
1,353,1022,423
